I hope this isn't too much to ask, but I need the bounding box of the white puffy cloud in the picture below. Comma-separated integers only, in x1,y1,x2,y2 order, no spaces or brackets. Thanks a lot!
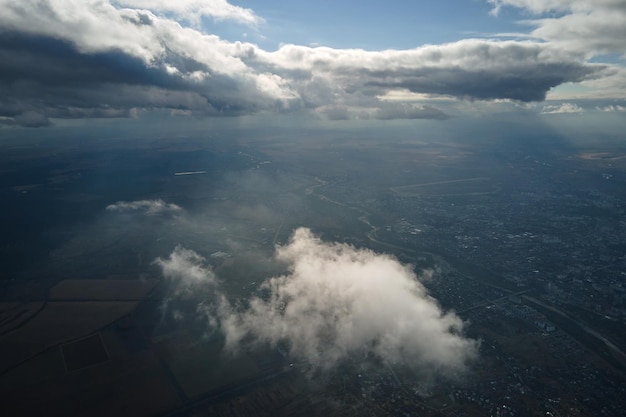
154,245,217,295
156,228,478,376
106,199,183,215
0,0,163,62
113,0,261,26
540,102,584,114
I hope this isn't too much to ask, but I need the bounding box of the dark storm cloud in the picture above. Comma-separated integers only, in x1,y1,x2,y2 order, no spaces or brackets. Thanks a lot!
0,31,269,124
364,63,595,102
0,0,607,126
0,32,176,88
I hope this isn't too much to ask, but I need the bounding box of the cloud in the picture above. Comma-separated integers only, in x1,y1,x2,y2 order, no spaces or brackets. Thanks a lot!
577,66,626,99
113,0,262,26
489,0,626,57
106,199,183,215
259,40,599,103
0,0,294,125
154,246,223,326
157,228,478,376
0,0,604,125
596,104,626,112
13,110,51,127
323,105,350,121
373,103,449,120
154,245,217,296
540,102,584,114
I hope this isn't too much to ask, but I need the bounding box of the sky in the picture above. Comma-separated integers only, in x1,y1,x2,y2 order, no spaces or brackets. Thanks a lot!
0,0,625,128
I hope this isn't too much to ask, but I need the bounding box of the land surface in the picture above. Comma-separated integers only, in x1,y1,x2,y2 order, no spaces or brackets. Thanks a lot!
1,125,625,416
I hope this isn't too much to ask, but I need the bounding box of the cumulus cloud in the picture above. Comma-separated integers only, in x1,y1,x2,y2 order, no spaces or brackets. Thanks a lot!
0,0,294,124
106,199,183,215
0,0,605,126
540,102,584,114
113,0,261,26
258,40,598,103
156,228,478,376
154,246,217,296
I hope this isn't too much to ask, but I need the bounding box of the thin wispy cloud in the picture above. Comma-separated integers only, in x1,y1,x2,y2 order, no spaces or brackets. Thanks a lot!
106,199,183,215
541,102,584,114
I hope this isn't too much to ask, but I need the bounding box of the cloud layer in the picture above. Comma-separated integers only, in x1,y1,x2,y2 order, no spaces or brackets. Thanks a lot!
0,0,608,126
156,228,478,376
